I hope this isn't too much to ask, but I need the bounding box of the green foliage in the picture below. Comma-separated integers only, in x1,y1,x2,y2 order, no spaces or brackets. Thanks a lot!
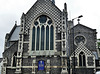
98,42,100,45
98,43,100,50
98,39,100,40
97,39,100,50
97,39,100,44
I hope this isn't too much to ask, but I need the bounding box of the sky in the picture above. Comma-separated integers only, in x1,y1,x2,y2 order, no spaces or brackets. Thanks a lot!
0,0,100,58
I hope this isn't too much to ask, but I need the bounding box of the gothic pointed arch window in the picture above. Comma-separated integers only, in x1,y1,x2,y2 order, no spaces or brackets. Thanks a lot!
12,52,17,67
32,15,54,51
79,52,86,67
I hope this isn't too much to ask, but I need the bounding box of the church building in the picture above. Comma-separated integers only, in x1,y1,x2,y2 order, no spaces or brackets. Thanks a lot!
2,0,100,74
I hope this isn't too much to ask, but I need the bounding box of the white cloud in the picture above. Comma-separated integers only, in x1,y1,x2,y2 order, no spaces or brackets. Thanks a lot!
66,0,100,38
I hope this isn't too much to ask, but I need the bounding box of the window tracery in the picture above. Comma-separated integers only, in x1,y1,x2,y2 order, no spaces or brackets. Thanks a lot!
79,52,86,67
32,15,54,51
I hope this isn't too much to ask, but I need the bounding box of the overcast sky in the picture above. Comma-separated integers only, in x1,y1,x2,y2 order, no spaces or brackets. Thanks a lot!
0,0,100,58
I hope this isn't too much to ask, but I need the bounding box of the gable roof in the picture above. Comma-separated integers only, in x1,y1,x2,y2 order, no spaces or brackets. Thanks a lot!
73,24,96,31
22,0,63,34
25,0,62,22
26,0,62,15
7,24,20,42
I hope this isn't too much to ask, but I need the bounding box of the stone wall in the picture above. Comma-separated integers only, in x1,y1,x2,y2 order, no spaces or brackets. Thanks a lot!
69,24,97,55
74,68,94,74
3,41,18,66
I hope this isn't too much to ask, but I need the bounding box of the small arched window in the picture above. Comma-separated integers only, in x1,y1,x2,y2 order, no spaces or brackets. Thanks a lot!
13,52,17,67
32,15,54,51
79,52,86,66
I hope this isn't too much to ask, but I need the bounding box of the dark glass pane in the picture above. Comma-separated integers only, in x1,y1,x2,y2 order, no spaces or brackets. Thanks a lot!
80,52,83,54
36,27,40,50
79,54,82,66
79,52,86,66
83,55,86,66
34,21,38,26
13,56,16,67
48,20,52,25
32,27,35,50
13,52,17,67
46,26,49,50
39,15,47,23
50,26,54,50
41,26,45,50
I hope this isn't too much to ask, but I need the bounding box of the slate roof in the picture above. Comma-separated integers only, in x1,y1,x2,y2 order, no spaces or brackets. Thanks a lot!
93,51,98,60
73,24,96,31
9,26,20,41
0,58,3,63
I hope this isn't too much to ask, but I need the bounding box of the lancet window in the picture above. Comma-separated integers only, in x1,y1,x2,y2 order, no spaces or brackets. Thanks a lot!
79,52,86,66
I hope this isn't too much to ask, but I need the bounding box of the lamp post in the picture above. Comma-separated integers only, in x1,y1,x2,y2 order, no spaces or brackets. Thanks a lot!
72,15,83,74
72,15,83,24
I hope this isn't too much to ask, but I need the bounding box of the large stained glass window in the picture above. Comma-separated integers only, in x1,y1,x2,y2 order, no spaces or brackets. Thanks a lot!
32,15,54,51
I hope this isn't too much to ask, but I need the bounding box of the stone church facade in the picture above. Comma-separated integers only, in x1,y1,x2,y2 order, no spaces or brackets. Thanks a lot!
1,0,100,74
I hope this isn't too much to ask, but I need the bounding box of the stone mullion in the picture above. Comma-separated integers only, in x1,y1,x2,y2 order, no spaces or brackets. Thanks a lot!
35,27,37,51
44,25,46,51
49,26,50,51
39,26,41,51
